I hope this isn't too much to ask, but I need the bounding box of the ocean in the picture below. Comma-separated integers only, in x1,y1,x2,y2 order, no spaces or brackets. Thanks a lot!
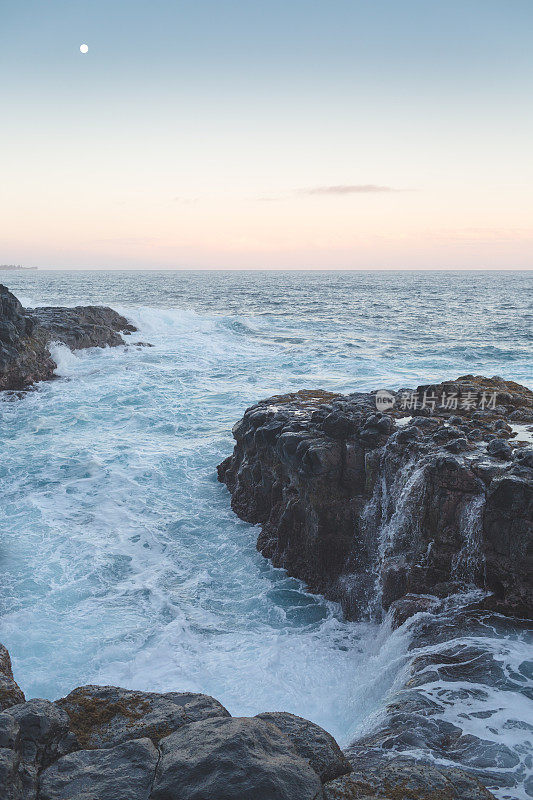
0,269,531,798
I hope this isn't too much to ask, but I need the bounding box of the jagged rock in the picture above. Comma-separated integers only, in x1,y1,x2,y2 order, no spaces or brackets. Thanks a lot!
0,645,25,711
28,305,136,350
323,753,496,799
218,377,533,618
483,475,533,610
0,747,24,800
38,738,159,800
0,285,138,391
6,699,76,768
387,594,440,628
56,684,230,748
0,285,55,390
0,699,76,799
256,711,352,782
486,438,512,460
151,716,325,800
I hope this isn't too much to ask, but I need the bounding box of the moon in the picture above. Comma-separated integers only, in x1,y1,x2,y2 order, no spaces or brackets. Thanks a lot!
80,44,89,54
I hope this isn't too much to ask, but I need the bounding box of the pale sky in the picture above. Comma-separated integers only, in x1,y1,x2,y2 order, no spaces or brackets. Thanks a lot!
1,0,532,269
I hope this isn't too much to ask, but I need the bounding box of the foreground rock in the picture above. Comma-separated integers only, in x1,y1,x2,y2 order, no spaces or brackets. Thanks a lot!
0,285,137,391
151,716,324,800
56,685,231,748
0,642,496,799
218,376,533,617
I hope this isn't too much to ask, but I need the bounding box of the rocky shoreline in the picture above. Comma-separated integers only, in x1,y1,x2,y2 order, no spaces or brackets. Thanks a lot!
0,642,497,799
2,285,531,798
0,284,138,392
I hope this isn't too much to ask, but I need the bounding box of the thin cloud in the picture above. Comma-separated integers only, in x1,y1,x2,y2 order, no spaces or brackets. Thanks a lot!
304,184,394,195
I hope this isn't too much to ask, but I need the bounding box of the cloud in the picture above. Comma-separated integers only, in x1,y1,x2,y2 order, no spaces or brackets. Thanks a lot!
303,184,394,195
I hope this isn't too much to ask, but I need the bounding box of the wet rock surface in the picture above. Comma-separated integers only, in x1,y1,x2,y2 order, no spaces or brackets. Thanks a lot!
218,377,533,617
351,603,533,796
324,752,496,799
0,642,498,800
0,285,137,391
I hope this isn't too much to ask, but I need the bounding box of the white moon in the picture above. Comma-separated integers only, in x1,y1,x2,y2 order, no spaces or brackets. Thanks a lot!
80,44,89,54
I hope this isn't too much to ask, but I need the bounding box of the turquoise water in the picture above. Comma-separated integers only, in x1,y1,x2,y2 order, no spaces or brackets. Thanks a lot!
0,270,531,795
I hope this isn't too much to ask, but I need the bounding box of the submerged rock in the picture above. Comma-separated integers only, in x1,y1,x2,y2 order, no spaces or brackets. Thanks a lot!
0,285,138,392
218,376,533,617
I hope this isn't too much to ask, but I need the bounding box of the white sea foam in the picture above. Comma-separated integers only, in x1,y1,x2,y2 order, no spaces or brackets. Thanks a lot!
510,423,533,446
1,271,531,798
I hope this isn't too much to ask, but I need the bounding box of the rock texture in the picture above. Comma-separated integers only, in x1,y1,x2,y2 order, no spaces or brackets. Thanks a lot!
255,711,352,783
150,716,324,800
28,305,136,350
56,685,231,749
0,646,25,711
0,285,137,391
218,377,533,618
0,286,55,391
0,642,497,800
324,753,496,800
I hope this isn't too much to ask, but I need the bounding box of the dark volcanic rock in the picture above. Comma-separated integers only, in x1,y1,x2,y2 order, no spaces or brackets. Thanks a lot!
6,699,76,768
324,752,496,799
0,285,55,390
28,305,136,350
256,711,352,782
57,684,230,748
151,716,325,800
0,641,498,800
218,377,533,617
0,644,25,711
38,738,159,800
0,285,138,391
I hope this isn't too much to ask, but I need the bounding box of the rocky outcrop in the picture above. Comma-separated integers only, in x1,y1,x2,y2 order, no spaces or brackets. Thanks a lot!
0,287,55,391
218,377,533,619
0,285,137,391
0,643,496,800
28,305,136,350
0,645,25,711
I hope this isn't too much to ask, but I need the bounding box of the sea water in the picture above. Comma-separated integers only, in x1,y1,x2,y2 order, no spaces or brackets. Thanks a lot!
0,270,531,797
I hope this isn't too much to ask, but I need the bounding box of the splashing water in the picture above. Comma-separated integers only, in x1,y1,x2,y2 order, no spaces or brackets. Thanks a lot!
0,269,531,797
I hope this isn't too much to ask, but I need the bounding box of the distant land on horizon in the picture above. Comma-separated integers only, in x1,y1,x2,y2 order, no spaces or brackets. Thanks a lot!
0,265,38,271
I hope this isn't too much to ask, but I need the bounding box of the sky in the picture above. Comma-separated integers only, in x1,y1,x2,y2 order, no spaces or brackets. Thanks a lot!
1,0,532,270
